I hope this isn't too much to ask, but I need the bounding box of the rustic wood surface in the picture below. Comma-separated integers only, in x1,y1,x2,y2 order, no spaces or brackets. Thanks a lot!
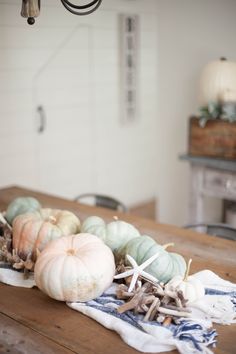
189,117,236,160
129,198,157,220
0,186,236,354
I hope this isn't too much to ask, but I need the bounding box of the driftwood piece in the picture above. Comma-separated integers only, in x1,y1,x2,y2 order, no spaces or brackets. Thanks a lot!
163,317,172,327
158,306,191,318
163,304,191,313
117,283,150,314
143,297,160,322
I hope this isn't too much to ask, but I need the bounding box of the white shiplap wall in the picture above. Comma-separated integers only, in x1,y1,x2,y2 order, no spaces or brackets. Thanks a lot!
0,0,159,208
156,0,236,225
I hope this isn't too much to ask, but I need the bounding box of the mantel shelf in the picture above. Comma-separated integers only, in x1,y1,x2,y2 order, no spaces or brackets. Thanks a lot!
179,154,236,172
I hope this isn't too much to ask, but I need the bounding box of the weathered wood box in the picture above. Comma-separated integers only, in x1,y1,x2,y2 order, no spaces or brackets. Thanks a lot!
189,117,236,160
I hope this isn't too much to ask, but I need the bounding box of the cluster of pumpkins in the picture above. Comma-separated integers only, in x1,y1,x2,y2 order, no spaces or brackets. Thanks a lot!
5,197,205,304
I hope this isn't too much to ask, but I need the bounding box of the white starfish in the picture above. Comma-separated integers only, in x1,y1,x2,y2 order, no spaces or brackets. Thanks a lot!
114,253,160,292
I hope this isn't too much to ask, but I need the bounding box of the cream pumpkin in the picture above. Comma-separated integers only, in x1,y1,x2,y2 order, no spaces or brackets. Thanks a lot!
199,58,236,105
12,208,80,260
34,233,115,302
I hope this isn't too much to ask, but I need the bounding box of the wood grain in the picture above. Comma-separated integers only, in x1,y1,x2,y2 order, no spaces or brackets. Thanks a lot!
189,117,236,160
0,312,74,354
129,198,157,220
0,186,236,354
0,284,138,354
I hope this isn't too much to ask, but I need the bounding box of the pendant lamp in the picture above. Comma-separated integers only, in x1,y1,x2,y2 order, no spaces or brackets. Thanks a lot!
21,0,103,25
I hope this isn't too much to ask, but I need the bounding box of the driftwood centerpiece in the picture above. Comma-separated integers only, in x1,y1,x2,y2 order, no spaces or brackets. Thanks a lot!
115,260,191,326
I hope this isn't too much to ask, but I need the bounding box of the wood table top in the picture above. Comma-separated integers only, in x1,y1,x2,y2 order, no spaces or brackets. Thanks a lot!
0,186,235,354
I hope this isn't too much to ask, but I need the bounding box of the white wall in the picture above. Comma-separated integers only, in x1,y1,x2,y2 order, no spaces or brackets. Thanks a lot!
1,0,236,226
0,0,159,208
156,0,236,225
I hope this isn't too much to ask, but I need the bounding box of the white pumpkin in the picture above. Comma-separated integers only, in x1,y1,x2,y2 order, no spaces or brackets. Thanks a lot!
34,233,115,302
81,216,141,252
199,58,236,105
165,259,205,304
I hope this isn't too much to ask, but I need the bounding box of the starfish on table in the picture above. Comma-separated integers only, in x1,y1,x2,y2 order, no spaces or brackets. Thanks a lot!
114,253,160,293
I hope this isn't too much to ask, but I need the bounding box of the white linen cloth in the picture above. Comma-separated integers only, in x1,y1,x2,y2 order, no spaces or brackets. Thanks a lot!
0,266,235,354
0,263,35,288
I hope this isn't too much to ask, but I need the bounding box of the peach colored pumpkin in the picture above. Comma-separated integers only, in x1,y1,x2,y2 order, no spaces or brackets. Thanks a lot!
34,233,115,302
12,208,80,260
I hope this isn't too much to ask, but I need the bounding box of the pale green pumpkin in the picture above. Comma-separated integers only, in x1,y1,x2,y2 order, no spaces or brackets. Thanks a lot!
118,235,186,284
81,216,141,252
5,197,41,225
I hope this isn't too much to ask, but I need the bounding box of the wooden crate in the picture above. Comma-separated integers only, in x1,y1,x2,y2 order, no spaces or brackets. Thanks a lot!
189,117,236,160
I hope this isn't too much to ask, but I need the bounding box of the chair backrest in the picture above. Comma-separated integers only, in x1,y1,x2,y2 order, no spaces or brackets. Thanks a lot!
74,193,128,213
184,223,236,241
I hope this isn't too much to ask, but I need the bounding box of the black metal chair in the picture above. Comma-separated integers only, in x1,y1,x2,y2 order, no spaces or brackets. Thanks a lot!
74,193,128,213
184,223,236,241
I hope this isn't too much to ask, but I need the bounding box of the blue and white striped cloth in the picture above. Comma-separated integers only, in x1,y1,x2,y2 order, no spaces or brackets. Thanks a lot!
67,270,236,354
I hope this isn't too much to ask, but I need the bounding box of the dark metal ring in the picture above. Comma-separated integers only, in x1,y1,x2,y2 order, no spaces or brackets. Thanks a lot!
61,0,99,10
60,0,102,15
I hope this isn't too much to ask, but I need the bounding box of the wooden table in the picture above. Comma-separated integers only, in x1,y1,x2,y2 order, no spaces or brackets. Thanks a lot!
0,186,235,354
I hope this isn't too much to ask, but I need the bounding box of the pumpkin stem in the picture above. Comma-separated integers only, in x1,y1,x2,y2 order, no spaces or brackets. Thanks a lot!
67,248,76,256
184,259,192,281
162,243,174,250
48,215,57,224
36,248,41,259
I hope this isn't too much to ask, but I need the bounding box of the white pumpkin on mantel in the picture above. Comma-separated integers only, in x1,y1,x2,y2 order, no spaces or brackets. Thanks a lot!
34,233,115,302
199,58,236,105
165,259,205,304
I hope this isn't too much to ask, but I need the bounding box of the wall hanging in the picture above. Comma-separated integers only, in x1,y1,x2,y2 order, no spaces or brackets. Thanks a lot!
21,0,103,25
120,14,139,123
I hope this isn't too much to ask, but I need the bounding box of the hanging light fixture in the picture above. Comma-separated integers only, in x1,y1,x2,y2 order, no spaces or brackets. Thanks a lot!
21,0,103,25
21,0,40,25
60,0,103,16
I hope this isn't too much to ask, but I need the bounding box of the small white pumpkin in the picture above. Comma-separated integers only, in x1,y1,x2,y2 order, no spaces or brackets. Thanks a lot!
34,233,115,302
165,259,205,304
81,216,141,252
